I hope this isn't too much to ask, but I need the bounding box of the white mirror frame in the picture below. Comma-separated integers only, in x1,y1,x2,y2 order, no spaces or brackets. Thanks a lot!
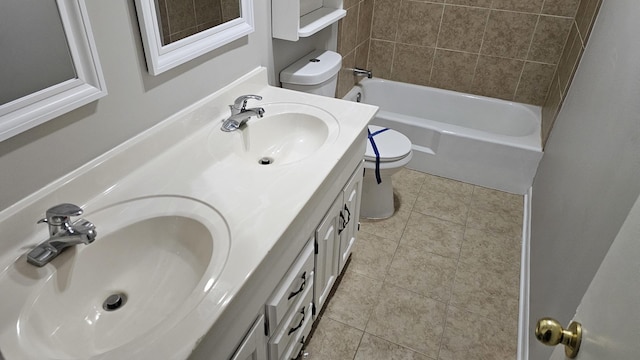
135,0,255,76
0,0,107,142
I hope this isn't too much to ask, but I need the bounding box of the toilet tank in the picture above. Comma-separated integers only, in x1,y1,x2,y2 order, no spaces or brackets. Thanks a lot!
280,50,342,97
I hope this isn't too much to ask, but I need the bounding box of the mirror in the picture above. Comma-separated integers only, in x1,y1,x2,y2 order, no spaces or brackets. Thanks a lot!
0,0,107,142
135,0,254,75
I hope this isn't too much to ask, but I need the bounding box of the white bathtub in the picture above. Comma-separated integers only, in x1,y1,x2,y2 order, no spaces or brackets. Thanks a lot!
344,78,543,194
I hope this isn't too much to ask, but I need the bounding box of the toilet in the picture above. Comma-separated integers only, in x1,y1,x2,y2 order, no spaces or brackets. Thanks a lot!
280,50,413,219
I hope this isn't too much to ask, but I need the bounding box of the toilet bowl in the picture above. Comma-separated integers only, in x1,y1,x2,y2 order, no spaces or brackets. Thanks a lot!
361,125,413,219
280,50,413,219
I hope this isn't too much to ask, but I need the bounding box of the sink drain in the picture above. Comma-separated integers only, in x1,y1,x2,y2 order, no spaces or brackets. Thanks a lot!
103,293,127,311
258,157,274,165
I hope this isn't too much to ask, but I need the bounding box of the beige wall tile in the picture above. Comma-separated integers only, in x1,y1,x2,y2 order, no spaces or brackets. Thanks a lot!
515,61,556,105
445,0,491,7
430,49,477,92
471,56,523,100
336,51,356,99
371,0,400,41
557,23,583,95
492,0,544,13
355,40,370,70
481,10,537,59
338,6,359,55
390,44,434,86
528,15,573,64
541,74,562,146
368,40,395,79
167,0,196,34
194,0,222,25
355,334,432,360
357,0,374,45
344,0,360,9
542,0,580,17
366,283,447,358
396,1,443,47
576,0,602,43
438,5,489,53
220,0,239,21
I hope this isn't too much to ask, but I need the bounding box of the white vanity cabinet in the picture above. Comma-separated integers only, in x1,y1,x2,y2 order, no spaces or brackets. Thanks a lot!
313,162,363,313
230,315,268,360
338,162,363,273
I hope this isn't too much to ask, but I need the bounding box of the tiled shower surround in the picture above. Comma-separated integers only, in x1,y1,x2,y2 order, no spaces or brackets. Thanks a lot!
155,0,240,44
337,0,598,107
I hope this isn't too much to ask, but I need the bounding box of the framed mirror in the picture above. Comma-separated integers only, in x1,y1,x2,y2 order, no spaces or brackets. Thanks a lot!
0,0,107,142
135,0,254,75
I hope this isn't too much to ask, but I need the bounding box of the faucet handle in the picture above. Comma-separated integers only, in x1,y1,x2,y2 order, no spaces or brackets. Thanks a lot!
38,203,83,226
233,95,262,111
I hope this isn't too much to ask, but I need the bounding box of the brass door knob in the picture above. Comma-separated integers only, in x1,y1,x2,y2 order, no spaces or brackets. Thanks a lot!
535,317,582,358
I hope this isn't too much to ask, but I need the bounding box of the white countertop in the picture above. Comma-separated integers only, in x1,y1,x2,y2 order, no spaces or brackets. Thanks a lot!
0,68,377,359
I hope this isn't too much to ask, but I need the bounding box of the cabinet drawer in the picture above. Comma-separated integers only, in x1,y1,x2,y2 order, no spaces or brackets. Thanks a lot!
281,301,314,360
267,283,313,360
265,239,315,335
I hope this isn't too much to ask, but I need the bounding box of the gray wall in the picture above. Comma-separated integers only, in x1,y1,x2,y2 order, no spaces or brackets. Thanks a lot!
0,0,271,211
529,0,640,359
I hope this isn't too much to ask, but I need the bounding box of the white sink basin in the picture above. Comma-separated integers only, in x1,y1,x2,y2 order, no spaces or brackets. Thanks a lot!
224,103,339,166
0,196,230,359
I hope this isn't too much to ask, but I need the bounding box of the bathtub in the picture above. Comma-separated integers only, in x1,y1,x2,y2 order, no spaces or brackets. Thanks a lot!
344,78,543,194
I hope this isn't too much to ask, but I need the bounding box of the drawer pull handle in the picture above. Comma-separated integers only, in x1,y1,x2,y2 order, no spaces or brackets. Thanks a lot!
287,272,306,300
338,204,352,235
288,306,306,336
343,204,351,226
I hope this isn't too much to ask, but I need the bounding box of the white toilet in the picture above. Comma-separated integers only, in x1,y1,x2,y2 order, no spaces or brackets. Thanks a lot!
280,50,413,219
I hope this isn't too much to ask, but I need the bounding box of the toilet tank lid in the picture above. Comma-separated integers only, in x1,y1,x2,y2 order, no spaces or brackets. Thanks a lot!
280,50,342,85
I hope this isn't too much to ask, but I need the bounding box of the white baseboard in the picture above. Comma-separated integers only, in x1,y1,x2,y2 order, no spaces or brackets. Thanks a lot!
517,186,532,360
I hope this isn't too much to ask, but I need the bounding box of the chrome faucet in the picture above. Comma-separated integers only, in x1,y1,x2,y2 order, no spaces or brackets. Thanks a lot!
220,95,265,132
352,68,373,78
26,203,97,267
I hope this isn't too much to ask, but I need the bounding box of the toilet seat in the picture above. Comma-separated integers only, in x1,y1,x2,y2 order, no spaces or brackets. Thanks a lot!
364,125,412,162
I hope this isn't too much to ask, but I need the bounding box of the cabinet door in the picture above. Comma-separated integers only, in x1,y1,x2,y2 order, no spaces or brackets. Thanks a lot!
338,163,363,273
230,314,267,360
314,195,342,313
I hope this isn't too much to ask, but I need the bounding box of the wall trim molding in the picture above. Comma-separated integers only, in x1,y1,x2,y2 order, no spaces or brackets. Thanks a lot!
517,186,532,360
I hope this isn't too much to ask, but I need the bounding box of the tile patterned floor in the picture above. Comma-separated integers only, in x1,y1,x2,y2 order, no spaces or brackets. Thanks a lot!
304,168,523,360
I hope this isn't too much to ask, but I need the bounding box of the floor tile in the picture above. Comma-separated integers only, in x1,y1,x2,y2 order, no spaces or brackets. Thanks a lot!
466,207,522,238
450,260,520,322
439,306,518,360
365,282,447,358
470,186,524,225
324,269,384,330
422,174,474,200
459,227,521,269
354,333,434,360
349,231,399,279
304,317,363,360
392,168,427,212
387,244,457,302
413,189,471,225
360,209,411,242
400,212,465,259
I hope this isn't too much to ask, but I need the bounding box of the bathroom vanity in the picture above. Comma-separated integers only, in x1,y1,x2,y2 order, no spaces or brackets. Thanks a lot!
0,68,377,360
